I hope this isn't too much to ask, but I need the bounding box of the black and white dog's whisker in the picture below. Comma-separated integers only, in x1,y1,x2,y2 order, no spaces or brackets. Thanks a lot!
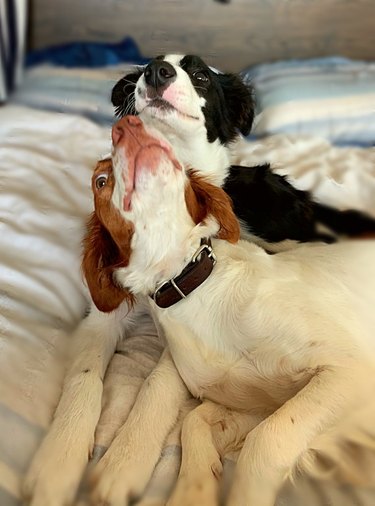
115,91,136,118
111,54,375,249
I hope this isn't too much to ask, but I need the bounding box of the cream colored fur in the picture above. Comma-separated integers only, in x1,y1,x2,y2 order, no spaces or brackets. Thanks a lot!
160,239,375,506
23,129,375,506
99,143,375,505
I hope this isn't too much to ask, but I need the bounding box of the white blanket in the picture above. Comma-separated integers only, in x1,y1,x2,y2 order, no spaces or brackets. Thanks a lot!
0,105,374,505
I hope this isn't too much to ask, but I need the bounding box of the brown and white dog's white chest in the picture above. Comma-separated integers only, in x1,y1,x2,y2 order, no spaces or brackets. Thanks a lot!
153,239,375,416
157,311,315,415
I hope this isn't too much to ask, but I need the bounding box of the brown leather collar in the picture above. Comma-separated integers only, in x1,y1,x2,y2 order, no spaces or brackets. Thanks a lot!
150,238,216,308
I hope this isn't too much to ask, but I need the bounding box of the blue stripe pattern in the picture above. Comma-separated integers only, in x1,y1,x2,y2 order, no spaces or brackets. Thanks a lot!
241,57,375,146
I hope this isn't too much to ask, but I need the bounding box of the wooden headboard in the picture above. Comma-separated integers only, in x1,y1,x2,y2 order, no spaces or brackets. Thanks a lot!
29,0,375,72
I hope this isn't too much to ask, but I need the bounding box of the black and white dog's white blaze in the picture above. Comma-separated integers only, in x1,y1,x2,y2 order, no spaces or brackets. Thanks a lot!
112,54,375,249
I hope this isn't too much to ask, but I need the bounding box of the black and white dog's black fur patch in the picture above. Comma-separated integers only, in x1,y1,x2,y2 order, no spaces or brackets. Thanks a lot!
112,54,375,250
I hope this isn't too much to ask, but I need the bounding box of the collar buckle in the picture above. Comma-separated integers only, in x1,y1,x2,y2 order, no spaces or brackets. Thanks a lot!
191,242,217,265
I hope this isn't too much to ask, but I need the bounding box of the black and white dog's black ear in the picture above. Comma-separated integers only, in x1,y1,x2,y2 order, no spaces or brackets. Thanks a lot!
111,69,143,117
219,73,256,137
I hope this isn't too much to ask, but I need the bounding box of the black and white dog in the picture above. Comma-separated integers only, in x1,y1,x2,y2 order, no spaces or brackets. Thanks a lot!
112,54,375,250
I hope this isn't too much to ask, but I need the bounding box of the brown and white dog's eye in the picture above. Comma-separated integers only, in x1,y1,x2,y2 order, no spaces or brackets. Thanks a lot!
95,174,108,190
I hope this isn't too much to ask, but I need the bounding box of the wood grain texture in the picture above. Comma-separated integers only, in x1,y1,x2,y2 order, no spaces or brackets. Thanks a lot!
29,0,375,72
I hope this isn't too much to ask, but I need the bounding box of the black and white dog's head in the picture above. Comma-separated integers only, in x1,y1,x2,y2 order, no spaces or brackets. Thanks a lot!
111,54,255,184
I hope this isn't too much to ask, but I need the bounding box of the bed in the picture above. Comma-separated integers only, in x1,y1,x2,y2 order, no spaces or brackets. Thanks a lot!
1,1,375,505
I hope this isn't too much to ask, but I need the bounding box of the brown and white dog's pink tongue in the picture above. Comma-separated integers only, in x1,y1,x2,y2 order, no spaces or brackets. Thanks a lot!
111,116,180,211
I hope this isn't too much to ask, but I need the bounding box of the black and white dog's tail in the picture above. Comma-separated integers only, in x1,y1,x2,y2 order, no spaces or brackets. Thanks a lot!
313,202,375,237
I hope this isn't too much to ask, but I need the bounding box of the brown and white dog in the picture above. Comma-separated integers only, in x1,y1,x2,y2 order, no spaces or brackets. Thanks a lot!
24,115,375,506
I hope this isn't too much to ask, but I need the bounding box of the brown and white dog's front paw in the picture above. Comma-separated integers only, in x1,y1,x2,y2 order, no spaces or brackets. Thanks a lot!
226,471,278,506
135,499,166,506
90,448,155,506
22,433,92,506
167,459,222,506
167,475,219,506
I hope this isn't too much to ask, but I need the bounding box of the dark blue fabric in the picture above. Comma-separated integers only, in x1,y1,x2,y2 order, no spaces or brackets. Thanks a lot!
26,37,149,68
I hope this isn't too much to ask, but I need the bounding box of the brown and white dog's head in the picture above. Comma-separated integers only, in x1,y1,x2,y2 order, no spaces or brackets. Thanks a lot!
83,115,240,313
111,55,255,185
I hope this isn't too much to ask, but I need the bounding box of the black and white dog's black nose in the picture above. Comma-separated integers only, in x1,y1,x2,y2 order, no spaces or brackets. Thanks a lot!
144,60,177,89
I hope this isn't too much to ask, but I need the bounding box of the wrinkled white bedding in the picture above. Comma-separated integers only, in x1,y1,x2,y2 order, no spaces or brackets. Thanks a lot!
0,105,374,506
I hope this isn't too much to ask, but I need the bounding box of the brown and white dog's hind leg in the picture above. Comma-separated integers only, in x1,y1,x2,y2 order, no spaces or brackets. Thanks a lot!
23,304,122,506
168,401,261,506
227,364,364,506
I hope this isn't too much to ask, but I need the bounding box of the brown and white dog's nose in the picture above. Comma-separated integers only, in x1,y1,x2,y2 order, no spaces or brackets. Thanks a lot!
111,115,175,160
144,60,177,89
112,115,143,146
110,115,181,212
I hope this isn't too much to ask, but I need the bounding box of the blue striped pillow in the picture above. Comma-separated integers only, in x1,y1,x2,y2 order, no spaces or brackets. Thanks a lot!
241,57,375,146
10,64,136,124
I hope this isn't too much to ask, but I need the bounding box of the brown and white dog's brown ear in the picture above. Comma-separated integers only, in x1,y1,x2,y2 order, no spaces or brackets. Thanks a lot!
188,171,240,243
82,213,134,313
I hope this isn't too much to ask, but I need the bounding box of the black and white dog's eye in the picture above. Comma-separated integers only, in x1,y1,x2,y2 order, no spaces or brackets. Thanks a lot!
193,71,209,83
95,174,108,189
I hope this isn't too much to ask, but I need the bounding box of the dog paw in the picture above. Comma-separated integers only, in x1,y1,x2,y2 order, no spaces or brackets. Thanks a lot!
167,466,221,506
90,451,154,506
23,436,91,506
226,474,277,506
134,499,166,506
